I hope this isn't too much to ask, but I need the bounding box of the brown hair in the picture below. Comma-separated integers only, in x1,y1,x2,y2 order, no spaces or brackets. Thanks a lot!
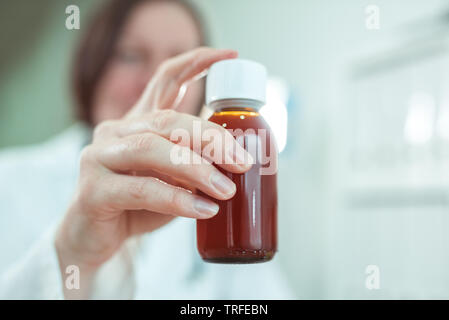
71,0,207,125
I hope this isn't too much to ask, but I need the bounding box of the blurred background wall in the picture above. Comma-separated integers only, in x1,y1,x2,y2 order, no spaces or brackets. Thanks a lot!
2,0,449,299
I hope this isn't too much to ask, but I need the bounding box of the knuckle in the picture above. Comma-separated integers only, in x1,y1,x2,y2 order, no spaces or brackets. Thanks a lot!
79,145,96,169
130,133,158,152
149,109,177,132
127,179,150,201
78,148,108,211
78,174,100,210
93,120,116,141
168,189,187,213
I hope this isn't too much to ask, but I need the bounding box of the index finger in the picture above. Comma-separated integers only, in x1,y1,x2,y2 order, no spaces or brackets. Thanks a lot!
128,47,238,117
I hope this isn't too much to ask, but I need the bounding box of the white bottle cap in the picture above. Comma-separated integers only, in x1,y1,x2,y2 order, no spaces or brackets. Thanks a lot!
206,59,267,106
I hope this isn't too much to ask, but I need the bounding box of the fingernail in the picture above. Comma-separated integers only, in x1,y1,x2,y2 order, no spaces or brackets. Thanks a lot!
193,197,219,218
210,172,236,196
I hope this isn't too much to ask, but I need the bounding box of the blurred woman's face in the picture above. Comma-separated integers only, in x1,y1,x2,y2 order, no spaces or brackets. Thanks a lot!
92,1,202,125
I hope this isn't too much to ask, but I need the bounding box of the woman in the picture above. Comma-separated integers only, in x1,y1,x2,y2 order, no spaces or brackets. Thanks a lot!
0,0,292,299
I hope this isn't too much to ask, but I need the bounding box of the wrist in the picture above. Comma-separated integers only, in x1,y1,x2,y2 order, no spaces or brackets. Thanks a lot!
55,202,104,272
55,209,101,299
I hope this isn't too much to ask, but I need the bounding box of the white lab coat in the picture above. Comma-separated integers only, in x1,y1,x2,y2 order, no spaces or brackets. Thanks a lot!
0,124,294,299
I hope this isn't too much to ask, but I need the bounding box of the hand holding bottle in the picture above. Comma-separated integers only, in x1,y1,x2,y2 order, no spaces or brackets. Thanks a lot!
55,47,253,298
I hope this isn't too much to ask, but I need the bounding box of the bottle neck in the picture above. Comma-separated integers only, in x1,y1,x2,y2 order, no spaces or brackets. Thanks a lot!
208,99,264,113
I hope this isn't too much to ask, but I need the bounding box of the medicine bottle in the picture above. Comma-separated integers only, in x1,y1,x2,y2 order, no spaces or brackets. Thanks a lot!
197,59,278,263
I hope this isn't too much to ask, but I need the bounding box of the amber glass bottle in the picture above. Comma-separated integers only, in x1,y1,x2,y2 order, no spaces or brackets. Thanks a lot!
197,59,278,263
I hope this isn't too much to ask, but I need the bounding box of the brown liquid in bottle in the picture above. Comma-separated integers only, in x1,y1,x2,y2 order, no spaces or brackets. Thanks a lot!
197,107,277,263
